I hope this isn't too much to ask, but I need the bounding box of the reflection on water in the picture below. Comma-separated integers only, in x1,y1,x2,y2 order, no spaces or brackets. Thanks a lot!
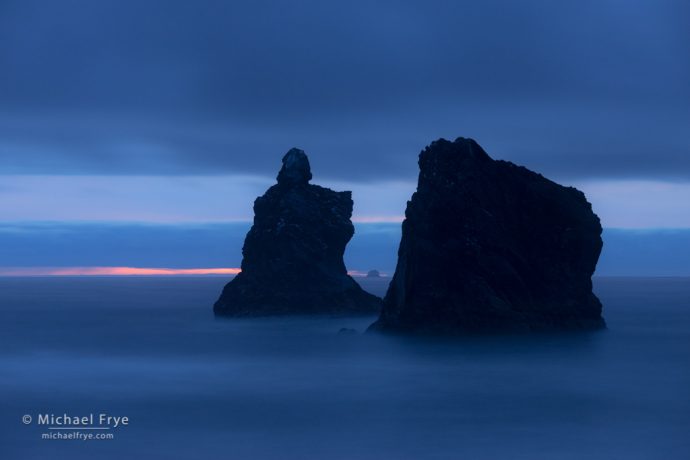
0,277,689,459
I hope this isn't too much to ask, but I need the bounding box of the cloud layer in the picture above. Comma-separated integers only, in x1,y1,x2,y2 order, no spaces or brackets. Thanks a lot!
2,222,689,276
3,175,690,228
1,0,688,181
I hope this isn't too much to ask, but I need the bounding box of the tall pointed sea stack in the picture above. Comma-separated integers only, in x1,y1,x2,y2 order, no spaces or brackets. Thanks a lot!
370,138,605,334
214,148,382,316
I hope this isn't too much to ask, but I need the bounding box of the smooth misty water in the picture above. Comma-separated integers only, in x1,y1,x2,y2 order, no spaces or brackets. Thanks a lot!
0,277,688,460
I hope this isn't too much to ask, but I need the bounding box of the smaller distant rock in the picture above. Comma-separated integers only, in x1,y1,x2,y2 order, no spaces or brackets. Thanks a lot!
366,270,381,278
213,147,382,316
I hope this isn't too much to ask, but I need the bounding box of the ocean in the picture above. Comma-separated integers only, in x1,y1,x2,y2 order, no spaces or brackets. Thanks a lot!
1,276,688,459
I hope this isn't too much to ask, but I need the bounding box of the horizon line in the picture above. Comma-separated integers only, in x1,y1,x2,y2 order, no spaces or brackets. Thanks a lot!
0,266,386,277
0,267,242,276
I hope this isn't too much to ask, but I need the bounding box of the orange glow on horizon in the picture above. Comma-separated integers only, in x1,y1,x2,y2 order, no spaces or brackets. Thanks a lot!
0,267,387,277
0,267,242,276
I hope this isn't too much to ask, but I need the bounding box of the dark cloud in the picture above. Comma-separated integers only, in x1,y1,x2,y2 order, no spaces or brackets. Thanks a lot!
0,0,687,180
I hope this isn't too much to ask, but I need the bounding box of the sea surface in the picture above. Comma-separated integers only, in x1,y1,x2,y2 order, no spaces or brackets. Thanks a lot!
0,276,688,459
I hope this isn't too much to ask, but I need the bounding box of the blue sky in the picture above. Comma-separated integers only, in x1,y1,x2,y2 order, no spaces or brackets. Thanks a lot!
0,0,688,275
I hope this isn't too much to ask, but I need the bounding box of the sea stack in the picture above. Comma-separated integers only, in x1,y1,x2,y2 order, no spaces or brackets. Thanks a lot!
370,138,605,334
366,270,381,278
214,148,382,316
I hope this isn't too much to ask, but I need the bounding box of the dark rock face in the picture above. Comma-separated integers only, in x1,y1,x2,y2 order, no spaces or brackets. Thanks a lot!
370,138,605,334
214,148,382,316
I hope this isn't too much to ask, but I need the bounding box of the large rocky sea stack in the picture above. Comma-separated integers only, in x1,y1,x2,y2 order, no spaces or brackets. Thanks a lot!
214,148,381,316
370,138,605,334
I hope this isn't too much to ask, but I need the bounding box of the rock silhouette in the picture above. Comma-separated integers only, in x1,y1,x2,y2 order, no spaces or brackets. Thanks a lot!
370,138,605,334
214,148,382,316
366,270,381,278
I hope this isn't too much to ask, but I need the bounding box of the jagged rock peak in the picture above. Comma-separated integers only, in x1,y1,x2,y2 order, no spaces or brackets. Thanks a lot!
277,148,312,185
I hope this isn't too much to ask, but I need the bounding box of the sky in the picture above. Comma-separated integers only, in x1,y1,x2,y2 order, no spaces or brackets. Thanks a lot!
0,0,688,275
